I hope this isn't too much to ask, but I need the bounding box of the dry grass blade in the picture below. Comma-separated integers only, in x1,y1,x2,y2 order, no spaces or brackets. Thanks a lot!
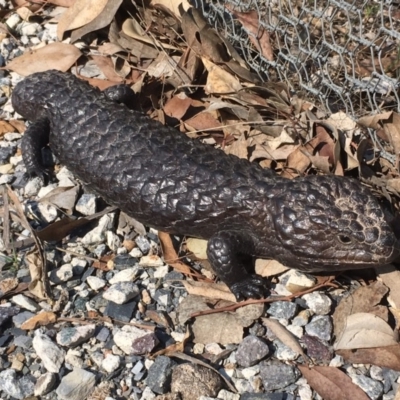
6,185,53,300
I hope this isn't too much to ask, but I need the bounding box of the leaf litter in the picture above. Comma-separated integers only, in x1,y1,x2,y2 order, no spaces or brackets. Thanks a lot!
3,0,400,398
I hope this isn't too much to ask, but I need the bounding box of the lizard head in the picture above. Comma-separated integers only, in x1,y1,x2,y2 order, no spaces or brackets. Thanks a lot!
271,175,399,271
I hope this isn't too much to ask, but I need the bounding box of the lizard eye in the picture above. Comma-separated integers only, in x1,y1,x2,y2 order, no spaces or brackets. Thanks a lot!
338,235,352,244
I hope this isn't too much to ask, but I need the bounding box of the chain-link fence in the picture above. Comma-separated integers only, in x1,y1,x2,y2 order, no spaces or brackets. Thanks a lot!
195,0,400,119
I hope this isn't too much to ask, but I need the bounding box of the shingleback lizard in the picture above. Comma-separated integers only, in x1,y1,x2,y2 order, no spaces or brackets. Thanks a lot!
12,70,399,300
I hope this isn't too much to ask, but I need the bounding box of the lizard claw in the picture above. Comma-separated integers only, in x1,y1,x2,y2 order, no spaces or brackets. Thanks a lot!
230,275,267,301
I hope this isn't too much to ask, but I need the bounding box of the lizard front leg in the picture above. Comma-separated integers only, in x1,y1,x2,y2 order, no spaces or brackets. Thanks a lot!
207,230,267,301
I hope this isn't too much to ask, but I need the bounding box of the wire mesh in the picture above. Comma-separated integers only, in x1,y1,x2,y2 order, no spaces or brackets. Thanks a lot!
195,0,400,119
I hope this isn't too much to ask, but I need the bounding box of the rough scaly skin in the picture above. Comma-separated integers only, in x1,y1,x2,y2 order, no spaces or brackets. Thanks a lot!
12,70,399,300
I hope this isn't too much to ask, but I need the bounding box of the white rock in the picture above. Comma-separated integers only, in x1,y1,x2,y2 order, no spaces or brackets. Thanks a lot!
56,368,96,400
32,332,65,373
49,264,74,284
139,255,164,267
218,388,240,400
34,372,56,396
154,265,169,278
24,177,43,197
107,231,121,252
129,247,143,258
113,325,149,354
302,292,332,315
102,354,121,373
6,13,21,29
103,282,139,304
56,324,96,347
86,276,106,291
11,294,39,312
19,22,42,35
75,193,96,215
109,267,138,284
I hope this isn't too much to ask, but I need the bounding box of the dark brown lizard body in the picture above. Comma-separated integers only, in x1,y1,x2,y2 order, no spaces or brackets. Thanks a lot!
12,70,399,300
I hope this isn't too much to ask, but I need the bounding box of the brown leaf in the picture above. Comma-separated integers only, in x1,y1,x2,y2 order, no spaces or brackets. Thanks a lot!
376,264,400,309
158,231,199,277
202,58,242,94
286,148,310,174
298,365,370,400
262,318,308,360
90,55,124,82
255,259,289,277
57,0,109,39
185,111,222,132
0,120,16,135
164,94,192,120
0,278,19,295
337,345,400,371
70,0,123,42
150,0,190,18
20,312,57,330
332,281,389,339
227,8,273,61
39,186,79,214
182,281,236,303
334,313,397,350
5,43,81,76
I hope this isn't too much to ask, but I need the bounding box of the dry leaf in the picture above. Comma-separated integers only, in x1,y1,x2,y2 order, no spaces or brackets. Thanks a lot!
0,278,19,295
255,259,289,277
186,238,208,260
182,281,236,303
70,0,123,42
337,344,400,371
376,265,400,309
150,0,190,18
202,58,242,94
262,318,308,360
20,312,57,330
6,43,81,76
57,0,109,39
334,312,398,350
185,111,222,131
164,94,192,120
158,231,197,276
227,8,273,61
298,365,370,400
39,186,79,214
332,281,389,339
0,120,16,135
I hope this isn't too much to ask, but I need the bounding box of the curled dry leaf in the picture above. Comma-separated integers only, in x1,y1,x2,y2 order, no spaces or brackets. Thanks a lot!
337,344,400,371
334,312,398,350
182,281,236,303
202,58,242,94
57,0,109,39
39,186,79,214
20,312,57,330
226,8,273,62
332,281,389,339
70,0,123,43
376,265,400,309
26,251,48,300
150,0,190,18
262,318,308,360
298,365,370,400
5,43,81,76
